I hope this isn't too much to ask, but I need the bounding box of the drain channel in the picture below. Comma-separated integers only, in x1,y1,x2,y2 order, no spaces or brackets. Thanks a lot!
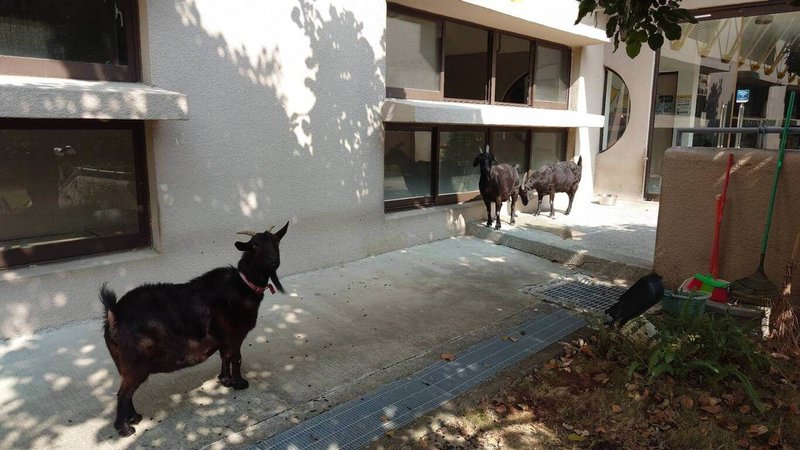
248,309,584,450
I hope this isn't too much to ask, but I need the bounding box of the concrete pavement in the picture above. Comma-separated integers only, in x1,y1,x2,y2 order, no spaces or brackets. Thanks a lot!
0,237,579,450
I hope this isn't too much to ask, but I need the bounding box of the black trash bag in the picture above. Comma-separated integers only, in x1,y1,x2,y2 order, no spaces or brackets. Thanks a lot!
605,273,664,326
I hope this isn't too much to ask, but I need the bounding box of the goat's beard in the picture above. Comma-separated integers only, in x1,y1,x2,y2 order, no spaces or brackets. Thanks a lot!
269,271,285,293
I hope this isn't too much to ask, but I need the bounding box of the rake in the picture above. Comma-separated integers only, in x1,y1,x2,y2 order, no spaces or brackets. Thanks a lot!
729,91,796,306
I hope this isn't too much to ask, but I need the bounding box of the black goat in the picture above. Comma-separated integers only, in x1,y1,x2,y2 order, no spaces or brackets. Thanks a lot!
100,222,288,437
473,151,520,230
519,157,582,218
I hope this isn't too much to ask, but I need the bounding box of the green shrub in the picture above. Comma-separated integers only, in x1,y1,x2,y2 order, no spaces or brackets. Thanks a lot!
593,311,772,411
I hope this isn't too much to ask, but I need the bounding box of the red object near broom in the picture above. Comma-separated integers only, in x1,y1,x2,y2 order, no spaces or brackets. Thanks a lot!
685,153,733,303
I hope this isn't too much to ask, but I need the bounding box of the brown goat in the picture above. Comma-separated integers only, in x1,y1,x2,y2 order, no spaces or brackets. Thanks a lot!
473,151,521,230
519,157,582,218
100,222,288,437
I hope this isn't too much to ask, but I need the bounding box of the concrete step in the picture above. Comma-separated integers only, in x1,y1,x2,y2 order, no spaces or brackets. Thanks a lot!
466,221,652,282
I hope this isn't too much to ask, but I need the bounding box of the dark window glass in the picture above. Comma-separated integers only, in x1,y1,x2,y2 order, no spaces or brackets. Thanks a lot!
438,130,484,194
0,123,149,267
386,12,441,92
0,0,127,65
530,131,566,171
0,0,136,81
495,34,530,104
602,69,630,151
384,130,433,200
443,22,488,101
490,130,527,173
534,45,570,103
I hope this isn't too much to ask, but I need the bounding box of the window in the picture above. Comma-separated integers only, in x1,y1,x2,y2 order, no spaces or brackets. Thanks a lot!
533,44,570,105
443,22,489,101
384,124,567,211
0,120,150,268
386,12,441,95
495,34,531,104
385,5,570,108
601,69,630,151
0,0,139,81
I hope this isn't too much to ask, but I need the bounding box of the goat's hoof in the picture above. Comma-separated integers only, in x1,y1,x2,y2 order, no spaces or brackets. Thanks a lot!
128,412,142,425
486,222,493,228
218,376,235,388
494,224,501,230
116,423,136,437
232,378,250,390
509,219,515,225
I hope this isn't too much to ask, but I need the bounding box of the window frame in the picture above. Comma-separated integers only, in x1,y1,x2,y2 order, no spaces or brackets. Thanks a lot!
0,118,151,269
0,0,141,82
384,123,568,212
385,3,571,109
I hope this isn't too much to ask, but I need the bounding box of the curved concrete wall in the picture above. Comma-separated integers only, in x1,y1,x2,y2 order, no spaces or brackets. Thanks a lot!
654,147,800,290
594,45,656,200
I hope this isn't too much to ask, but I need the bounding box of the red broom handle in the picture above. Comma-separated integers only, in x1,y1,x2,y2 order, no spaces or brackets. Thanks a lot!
710,153,734,278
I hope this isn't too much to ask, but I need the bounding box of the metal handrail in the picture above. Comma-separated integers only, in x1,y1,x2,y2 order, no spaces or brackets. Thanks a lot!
675,126,800,149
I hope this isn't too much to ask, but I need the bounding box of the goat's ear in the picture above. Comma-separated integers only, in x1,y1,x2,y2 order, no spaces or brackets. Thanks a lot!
235,241,253,252
472,156,480,167
490,154,498,165
274,221,289,240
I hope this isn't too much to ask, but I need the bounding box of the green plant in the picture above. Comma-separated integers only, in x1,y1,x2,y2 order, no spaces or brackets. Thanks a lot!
575,0,697,58
596,311,772,411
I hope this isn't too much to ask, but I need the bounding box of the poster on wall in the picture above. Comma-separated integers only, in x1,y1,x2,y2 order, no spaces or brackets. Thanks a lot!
676,94,692,116
656,95,675,114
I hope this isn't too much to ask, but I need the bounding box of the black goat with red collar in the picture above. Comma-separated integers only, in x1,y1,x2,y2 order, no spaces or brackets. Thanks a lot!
100,222,288,437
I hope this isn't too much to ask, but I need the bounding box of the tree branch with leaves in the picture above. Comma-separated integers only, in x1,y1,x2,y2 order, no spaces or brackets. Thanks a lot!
575,0,697,58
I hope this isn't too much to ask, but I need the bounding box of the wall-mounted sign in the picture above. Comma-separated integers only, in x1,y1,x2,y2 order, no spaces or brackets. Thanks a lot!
676,94,693,116
736,89,750,103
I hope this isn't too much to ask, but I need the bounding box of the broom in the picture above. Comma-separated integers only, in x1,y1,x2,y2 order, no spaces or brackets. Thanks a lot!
770,230,800,355
729,91,796,306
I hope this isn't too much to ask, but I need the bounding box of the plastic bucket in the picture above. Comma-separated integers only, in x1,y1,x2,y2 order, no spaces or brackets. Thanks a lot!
661,291,709,318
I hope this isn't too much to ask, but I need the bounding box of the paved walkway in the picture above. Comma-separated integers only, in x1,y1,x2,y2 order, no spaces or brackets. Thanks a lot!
0,237,580,450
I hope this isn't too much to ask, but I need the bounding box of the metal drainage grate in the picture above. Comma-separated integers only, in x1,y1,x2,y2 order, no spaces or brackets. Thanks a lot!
522,277,627,315
247,309,585,450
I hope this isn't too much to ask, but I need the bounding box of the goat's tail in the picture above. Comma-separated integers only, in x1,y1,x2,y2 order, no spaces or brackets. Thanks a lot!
99,283,118,333
577,156,583,166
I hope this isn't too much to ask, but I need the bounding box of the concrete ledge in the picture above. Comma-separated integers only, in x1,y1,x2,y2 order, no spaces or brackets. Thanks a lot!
467,221,652,281
382,99,605,128
0,75,188,120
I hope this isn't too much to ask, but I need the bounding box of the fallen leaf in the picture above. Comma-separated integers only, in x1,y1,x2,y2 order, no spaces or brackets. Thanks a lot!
723,419,738,431
768,433,781,446
678,395,694,409
501,335,511,341
722,394,735,404
746,424,769,437
576,429,590,437
657,398,670,409
595,426,606,434
739,405,751,414
562,423,574,431
790,403,799,415
612,405,622,413
509,336,519,343
380,415,390,423
771,352,791,360
700,396,721,407
567,433,586,442
626,383,639,392
440,353,456,362
593,373,609,383
384,430,396,438
579,345,595,358
735,438,749,448
700,405,722,414
494,403,508,414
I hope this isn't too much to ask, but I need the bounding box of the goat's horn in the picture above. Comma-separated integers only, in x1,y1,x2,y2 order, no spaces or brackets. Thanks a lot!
236,230,258,237
267,225,276,233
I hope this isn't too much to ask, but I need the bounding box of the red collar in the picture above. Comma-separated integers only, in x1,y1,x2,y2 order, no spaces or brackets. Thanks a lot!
239,271,276,295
